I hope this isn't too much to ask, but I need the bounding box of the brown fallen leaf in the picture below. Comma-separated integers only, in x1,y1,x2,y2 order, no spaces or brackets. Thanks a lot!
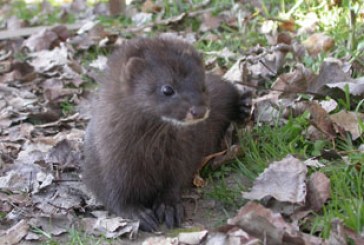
330,111,364,140
271,65,312,95
306,172,330,211
328,219,348,245
141,0,162,13
308,101,340,140
242,155,307,203
0,219,29,245
279,19,295,32
200,12,223,32
193,173,206,187
23,28,59,52
308,57,352,94
303,33,335,56
228,202,325,245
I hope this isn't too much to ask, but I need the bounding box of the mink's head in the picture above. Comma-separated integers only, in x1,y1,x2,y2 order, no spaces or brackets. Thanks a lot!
106,38,209,126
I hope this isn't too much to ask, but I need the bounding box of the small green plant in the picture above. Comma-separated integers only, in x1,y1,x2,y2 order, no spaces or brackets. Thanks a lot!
311,164,364,238
60,101,75,115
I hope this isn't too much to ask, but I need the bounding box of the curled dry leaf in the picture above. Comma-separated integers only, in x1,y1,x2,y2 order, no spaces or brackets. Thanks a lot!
228,202,325,245
306,172,330,211
254,97,284,124
142,236,179,245
132,13,153,27
212,225,261,245
89,55,108,70
200,12,223,32
142,0,162,13
28,43,68,73
308,102,338,139
325,77,364,98
279,19,295,32
271,64,313,97
29,215,72,236
0,219,29,245
23,28,58,52
303,33,335,56
328,219,348,245
83,217,139,239
243,155,307,203
319,99,338,113
223,45,289,86
178,230,208,245
303,158,325,168
330,111,364,140
308,57,352,96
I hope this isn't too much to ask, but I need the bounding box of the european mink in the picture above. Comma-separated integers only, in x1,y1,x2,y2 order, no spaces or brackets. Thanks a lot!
83,37,251,232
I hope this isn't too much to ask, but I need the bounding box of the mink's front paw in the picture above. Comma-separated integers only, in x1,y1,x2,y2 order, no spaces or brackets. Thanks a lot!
153,201,184,228
130,207,160,232
238,90,252,122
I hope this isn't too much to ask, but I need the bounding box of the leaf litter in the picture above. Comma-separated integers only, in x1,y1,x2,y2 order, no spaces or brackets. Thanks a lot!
0,0,363,244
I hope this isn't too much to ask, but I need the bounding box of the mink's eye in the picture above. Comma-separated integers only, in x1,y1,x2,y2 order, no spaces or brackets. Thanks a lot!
161,85,175,96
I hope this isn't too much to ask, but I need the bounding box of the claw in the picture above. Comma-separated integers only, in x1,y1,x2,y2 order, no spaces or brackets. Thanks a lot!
134,208,160,232
153,201,185,228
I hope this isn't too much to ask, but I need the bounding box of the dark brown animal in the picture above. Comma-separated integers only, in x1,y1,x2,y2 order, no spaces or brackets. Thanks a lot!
83,37,251,232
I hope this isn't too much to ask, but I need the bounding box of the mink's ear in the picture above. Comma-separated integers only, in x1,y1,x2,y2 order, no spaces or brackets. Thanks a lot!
124,57,146,81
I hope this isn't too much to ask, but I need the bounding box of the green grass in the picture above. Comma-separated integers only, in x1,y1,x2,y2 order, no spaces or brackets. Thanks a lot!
6,0,76,25
37,228,107,245
60,101,75,115
203,111,364,239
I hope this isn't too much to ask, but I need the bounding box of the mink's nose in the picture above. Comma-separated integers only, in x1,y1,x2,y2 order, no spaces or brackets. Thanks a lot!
189,106,207,119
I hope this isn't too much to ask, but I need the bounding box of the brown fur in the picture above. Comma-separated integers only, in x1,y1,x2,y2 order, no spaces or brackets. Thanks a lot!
83,38,250,231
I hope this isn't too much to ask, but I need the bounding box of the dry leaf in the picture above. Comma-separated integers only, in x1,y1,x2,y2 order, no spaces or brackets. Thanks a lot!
193,173,206,187
132,13,153,27
81,215,140,239
319,99,338,113
309,57,352,94
242,155,307,203
279,19,295,32
271,65,312,94
303,158,325,168
306,172,330,211
28,43,68,73
308,101,339,140
303,33,335,56
330,111,364,140
29,216,72,236
178,230,208,245
325,77,364,99
141,0,162,13
0,220,29,245
228,202,324,245
200,12,223,32
228,202,288,244
142,236,179,245
23,28,59,52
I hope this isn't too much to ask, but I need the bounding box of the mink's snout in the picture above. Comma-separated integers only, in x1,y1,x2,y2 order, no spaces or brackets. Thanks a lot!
186,106,209,120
